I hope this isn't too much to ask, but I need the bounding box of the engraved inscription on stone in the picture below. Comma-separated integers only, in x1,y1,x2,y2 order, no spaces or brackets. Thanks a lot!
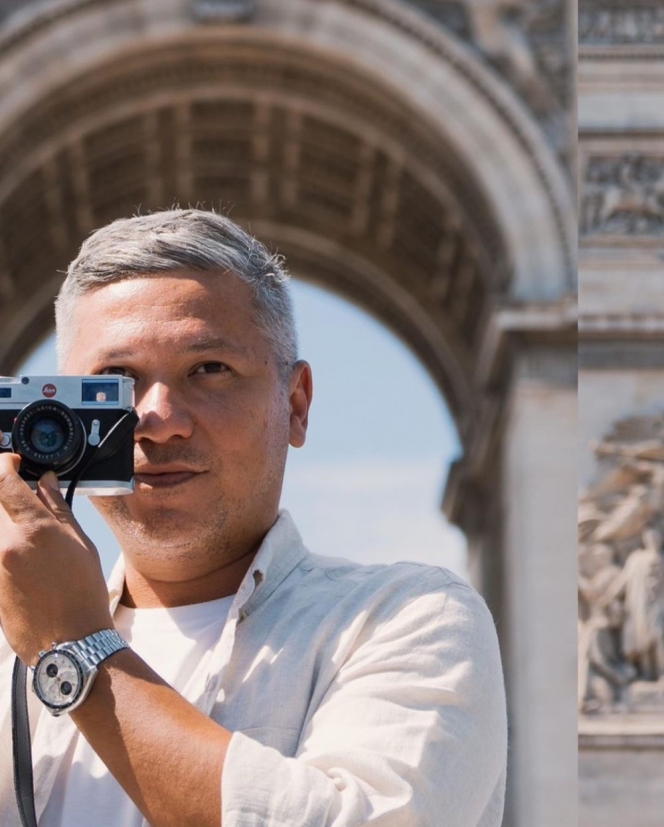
579,417,664,715
580,154,664,237
579,2,664,45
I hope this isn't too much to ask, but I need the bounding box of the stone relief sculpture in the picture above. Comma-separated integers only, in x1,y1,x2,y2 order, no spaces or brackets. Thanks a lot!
579,417,664,714
409,0,570,152
579,1,664,45
601,528,664,681
464,0,563,114
581,154,664,236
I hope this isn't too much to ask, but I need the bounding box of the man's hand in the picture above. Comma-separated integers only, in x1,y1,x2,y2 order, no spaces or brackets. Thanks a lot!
0,453,113,664
0,452,230,827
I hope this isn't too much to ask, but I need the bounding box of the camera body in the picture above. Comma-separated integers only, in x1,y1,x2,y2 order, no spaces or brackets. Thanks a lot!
0,375,135,495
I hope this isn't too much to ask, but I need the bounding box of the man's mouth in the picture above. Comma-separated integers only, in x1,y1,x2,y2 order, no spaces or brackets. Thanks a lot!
133,467,205,489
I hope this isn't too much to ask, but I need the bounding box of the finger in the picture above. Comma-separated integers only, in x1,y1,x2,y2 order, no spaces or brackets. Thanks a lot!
37,473,77,526
0,454,50,523
36,473,96,551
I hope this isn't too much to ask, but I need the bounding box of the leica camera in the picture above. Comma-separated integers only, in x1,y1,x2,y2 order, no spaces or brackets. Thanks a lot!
0,375,136,495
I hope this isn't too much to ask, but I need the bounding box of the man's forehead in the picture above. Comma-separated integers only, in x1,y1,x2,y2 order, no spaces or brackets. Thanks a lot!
95,335,252,361
69,271,258,326
76,269,249,302
62,272,265,365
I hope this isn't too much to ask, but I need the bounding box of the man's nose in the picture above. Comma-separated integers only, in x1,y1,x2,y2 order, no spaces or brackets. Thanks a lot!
133,382,194,442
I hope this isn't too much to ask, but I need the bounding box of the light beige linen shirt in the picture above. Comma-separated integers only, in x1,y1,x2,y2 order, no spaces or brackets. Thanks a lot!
0,510,507,826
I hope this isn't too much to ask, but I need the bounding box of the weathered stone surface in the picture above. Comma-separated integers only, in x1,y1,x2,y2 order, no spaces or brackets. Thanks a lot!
579,716,664,827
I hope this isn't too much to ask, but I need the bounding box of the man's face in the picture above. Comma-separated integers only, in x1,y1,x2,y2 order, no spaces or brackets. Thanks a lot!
61,271,311,577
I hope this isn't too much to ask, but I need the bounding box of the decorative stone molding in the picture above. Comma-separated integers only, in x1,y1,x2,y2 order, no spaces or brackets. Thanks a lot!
579,340,664,370
580,315,664,335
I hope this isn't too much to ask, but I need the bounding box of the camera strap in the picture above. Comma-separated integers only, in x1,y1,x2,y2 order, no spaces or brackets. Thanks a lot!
11,407,138,824
12,658,38,827
65,409,139,506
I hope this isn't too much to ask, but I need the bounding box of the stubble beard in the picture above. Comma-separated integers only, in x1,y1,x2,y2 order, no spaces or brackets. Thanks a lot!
92,492,235,567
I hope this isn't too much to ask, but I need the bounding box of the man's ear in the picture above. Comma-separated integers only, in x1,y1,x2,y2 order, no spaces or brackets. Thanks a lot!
288,360,313,448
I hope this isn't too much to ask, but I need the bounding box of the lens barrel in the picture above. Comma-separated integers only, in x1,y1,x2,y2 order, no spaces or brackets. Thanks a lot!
12,400,86,476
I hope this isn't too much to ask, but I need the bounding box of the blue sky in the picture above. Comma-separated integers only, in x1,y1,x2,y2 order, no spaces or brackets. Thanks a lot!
20,279,467,578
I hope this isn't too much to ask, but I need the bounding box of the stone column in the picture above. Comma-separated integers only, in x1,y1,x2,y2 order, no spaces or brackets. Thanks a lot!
445,316,577,827
500,343,578,827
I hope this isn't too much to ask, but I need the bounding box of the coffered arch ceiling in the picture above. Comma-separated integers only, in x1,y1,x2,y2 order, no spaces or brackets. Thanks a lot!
0,0,575,450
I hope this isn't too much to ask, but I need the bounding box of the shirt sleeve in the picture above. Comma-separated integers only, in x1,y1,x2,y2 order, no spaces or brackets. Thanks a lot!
221,575,507,827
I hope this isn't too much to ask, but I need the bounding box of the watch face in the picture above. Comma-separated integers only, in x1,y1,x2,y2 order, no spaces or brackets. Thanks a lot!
34,650,83,710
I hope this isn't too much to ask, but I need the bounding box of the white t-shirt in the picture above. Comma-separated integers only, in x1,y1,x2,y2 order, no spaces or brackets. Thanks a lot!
40,595,234,827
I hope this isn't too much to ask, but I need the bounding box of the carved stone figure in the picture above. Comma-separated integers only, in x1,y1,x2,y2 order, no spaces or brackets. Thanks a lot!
464,0,554,110
579,416,664,713
582,154,664,236
579,601,637,713
579,544,621,606
600,528,664,681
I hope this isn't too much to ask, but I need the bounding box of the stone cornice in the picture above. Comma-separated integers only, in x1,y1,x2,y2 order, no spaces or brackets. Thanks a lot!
475,297,578,390
579,716,664,748
580,46,664,61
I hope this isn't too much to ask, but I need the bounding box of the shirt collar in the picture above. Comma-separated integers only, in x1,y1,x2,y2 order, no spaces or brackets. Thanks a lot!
107,509,307,616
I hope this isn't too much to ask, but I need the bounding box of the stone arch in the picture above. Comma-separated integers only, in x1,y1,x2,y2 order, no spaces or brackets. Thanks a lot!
0,2,577,824
0,0,574,446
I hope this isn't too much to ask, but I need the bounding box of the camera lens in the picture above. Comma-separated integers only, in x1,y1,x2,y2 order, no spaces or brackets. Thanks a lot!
29,417,66,454
12,400,86,477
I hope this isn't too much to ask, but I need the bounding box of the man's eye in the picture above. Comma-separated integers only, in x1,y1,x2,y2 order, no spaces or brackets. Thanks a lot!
193,363,229,375
98,367,132,377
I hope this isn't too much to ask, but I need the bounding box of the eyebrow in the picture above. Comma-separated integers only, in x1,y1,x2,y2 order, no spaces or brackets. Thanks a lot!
97,336,252,361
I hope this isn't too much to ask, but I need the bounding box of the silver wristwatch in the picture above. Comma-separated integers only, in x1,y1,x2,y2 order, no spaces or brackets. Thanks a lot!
32,629,129,716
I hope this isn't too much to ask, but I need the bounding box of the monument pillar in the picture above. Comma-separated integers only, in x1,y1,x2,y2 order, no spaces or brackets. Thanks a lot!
500,342,577,827
446,306,577,827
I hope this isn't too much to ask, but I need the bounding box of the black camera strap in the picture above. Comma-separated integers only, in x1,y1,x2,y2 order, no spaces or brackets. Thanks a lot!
12,658,37,827
64,409,139,507
11,408,138,824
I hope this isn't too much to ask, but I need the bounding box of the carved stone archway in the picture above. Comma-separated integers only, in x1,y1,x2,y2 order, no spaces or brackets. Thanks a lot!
0,2,576,824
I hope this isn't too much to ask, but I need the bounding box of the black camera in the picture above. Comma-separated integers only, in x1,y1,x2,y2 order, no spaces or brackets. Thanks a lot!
0,375,136,495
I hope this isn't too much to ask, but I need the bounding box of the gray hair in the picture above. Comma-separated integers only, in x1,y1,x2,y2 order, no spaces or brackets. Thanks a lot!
55,209,298,377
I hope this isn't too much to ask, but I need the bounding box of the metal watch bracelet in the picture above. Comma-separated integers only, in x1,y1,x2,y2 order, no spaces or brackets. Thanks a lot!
59,628,129,669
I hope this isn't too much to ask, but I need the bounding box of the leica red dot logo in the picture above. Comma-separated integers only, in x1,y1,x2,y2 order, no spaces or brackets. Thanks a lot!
42,384,57,398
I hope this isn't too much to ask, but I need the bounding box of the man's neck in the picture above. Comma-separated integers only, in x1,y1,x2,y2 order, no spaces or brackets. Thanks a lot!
120,543,260,608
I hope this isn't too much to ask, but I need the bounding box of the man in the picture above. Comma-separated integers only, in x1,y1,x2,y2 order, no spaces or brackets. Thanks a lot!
0,209,507,826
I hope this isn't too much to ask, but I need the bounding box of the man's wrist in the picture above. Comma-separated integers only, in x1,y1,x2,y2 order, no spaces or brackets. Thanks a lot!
32,629,129,716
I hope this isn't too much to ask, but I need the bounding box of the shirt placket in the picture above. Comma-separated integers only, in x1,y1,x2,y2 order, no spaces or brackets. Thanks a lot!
192,569,261,716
